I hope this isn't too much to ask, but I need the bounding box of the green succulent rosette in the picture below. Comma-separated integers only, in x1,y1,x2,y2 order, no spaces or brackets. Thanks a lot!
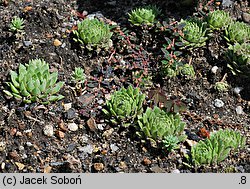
137,106,186,147
102,85,145,126
180,17,208,49
3,59,64,104
73,18,113,51
225,21,250,44
207,10,232,30
128,5,160,26
226,42,250,76
191,129,246,166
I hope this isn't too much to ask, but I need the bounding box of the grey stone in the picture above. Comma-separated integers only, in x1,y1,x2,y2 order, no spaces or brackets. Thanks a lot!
23,41,32,47
65,108,77,120
242,12,250,24
222,0,233,7
233,87,243,95
107,1,116,6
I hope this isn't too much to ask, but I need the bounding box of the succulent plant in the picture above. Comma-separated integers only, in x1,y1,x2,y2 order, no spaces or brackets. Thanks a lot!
206,10,232,30
10,16,25,32
214,81,229,92
73,18,113,51
161,67,177,78
191,129,246,166
3,59,64,104
102,85,145,126
71,67,86,84
163,135,180,151
226,42,250,76
225,21,250,44
180,17,208,48
128,6,160,26
137,106,187,147
178,64,195,79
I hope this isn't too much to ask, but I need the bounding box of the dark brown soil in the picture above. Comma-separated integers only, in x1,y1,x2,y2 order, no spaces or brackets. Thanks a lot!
0,0,249,173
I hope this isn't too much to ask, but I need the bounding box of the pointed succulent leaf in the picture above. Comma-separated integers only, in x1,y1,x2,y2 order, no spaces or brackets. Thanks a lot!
3,90,14,97
10,70,20,88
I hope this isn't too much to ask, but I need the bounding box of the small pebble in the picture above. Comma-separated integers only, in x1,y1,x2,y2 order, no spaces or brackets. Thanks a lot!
102,128,114,139
236,106,244,115
16,131,23,137
214,99,224,108
63,103,72,111
87,117,97,132
93,163,104,171
233,87,243,95
236,165,245,173
97,124,105,130
172,169,180,173
80,135,89,143
67,123,78,131
110,144,119,153
66,143,76,152
242,12,250,24
53,39,62,46
23,41,32,47
55,130,65,139
65,108,77,120
61,43,66,48
222,0,233,7
211,66,219,74
143,158,152,165
78,144,93,154
21,154,28,159
43,125,54,137
107,1,116,6
19,146,25,151
0,141,6,152
26,142,32,147
97,99,104,104
1,162,5,170
15,162,25,171
119,161,127,169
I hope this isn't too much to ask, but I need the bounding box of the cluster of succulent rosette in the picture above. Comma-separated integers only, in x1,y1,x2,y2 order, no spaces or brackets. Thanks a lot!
4,6,247,169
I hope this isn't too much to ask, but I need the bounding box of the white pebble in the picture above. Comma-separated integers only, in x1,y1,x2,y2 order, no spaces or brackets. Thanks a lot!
43,125,54,137
236,106,244,115
63,103,72,111
211,66,219,74
110,144,119,153
172,169,180,173
79,144,93,154
214,99,224,108
26,142,33,147
67,123,78,131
